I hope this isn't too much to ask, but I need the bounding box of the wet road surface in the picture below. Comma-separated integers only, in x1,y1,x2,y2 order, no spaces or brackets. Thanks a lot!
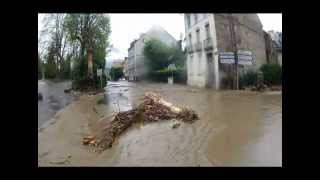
38,80,78,128
38,80,282,166
97,80,282,166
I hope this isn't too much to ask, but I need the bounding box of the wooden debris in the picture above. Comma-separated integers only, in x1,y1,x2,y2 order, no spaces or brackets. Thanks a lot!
83,92,199,152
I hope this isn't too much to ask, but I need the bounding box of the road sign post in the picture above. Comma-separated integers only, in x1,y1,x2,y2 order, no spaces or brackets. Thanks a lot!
219,50,254,89
97,68,103,89
168,64,176,84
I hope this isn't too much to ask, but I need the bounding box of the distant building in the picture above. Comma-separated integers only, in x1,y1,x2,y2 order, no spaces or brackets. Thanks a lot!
123,57,128,80
184,14,268,89
111,59,125,68
267,31,282,66
127,26,179,81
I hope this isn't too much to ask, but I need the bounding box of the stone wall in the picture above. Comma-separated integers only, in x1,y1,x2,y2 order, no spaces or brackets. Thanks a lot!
264,31,278,64
214,14,267,88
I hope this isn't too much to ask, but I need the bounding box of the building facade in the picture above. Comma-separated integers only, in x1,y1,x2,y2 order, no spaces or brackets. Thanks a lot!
123,57,128,80
184,14,268,89
268,31,282,66
127,26,178,81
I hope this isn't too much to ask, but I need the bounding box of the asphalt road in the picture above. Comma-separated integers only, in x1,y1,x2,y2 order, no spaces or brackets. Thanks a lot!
38,80,77,128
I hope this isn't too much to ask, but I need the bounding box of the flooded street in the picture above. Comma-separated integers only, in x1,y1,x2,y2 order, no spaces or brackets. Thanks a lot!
94,81,282,166
38,80,281,166
38,80,78,128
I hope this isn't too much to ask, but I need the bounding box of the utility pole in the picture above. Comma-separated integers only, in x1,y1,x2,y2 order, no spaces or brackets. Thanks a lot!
228,14,239,90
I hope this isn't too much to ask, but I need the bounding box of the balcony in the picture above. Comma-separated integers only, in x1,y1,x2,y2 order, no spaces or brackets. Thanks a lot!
203,38,213,50
186,45,194,54
194,42,202,52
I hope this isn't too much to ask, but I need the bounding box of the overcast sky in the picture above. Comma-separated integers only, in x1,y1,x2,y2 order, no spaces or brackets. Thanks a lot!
38,13,282,62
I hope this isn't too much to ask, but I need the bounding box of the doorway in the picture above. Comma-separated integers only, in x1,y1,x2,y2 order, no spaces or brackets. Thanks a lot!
206,53,215,88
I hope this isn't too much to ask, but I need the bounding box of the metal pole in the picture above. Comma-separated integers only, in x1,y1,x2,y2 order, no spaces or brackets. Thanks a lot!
229,14,239,90
100,74,102,89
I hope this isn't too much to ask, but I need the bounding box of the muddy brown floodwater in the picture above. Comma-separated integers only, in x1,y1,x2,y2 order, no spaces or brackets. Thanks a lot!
38,80,282,166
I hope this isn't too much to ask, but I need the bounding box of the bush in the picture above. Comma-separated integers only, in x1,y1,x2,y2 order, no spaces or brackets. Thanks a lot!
44,62,57,79
239,70,258,87
143,38,186,81
38,56,43,80
149,67,187,84
260,64,282,85
110,67,124,81
38,68,42,80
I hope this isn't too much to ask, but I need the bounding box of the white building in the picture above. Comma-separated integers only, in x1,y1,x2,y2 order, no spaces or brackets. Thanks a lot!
127,26,178,81
184,14,267,89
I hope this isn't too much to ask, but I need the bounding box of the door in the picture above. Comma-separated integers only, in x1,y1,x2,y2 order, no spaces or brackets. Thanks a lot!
206,53,215,88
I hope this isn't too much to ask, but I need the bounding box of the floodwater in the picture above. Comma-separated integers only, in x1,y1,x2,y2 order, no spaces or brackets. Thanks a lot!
92,81,282,166
38,80,78,128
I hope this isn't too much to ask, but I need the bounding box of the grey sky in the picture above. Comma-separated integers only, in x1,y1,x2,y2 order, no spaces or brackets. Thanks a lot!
38,13,282,62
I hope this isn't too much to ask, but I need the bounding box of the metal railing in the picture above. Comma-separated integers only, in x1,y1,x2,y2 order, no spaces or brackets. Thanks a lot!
203,37,213,50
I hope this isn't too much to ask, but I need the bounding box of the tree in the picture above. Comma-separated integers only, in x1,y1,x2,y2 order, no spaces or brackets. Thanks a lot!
64,14,111,89
110,67,124,81
41,14,69,79
44,42,58,79
143,38,172,72
38,53,43,80
143,38,186,82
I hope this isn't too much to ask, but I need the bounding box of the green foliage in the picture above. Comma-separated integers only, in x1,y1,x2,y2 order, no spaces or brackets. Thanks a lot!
64,14,111,89
149,67,187,83
110,67,124,81
143,37,186,83
260,63,282,85
64,14,111,58
38,54,42,80
143,38,186,76
59,55,71,79
239,70,258,87
44,43,58,79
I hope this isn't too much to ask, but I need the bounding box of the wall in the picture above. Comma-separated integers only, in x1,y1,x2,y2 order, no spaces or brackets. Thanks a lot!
128,45,135,80
264,31,278,64
185,14,220,89
278,53,282,66
214,14,267,88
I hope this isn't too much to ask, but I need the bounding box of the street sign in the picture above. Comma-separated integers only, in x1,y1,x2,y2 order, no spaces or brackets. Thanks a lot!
219,51,254,65
97,69,102,76
168,64,176,71
237,50,254,65
219,52,235,64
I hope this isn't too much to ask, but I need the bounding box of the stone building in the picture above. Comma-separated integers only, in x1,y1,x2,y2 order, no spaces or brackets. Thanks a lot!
267,30,282,66
128,26,178,81
264,31,279,64
184,14,267,89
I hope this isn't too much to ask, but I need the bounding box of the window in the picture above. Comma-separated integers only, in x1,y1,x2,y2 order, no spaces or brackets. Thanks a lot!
196,29,200,43
205,23,210,39
189,33,192,45
186,14,191,28
194,14,198,23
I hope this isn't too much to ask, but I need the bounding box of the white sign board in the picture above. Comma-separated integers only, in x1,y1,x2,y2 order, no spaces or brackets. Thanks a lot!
168,64,176,70
219,52,235,64
237,50,254,65
97,69,102,76
219,51,254,65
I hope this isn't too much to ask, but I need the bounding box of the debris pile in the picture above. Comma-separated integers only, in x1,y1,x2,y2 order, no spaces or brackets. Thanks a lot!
83,92,199,151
